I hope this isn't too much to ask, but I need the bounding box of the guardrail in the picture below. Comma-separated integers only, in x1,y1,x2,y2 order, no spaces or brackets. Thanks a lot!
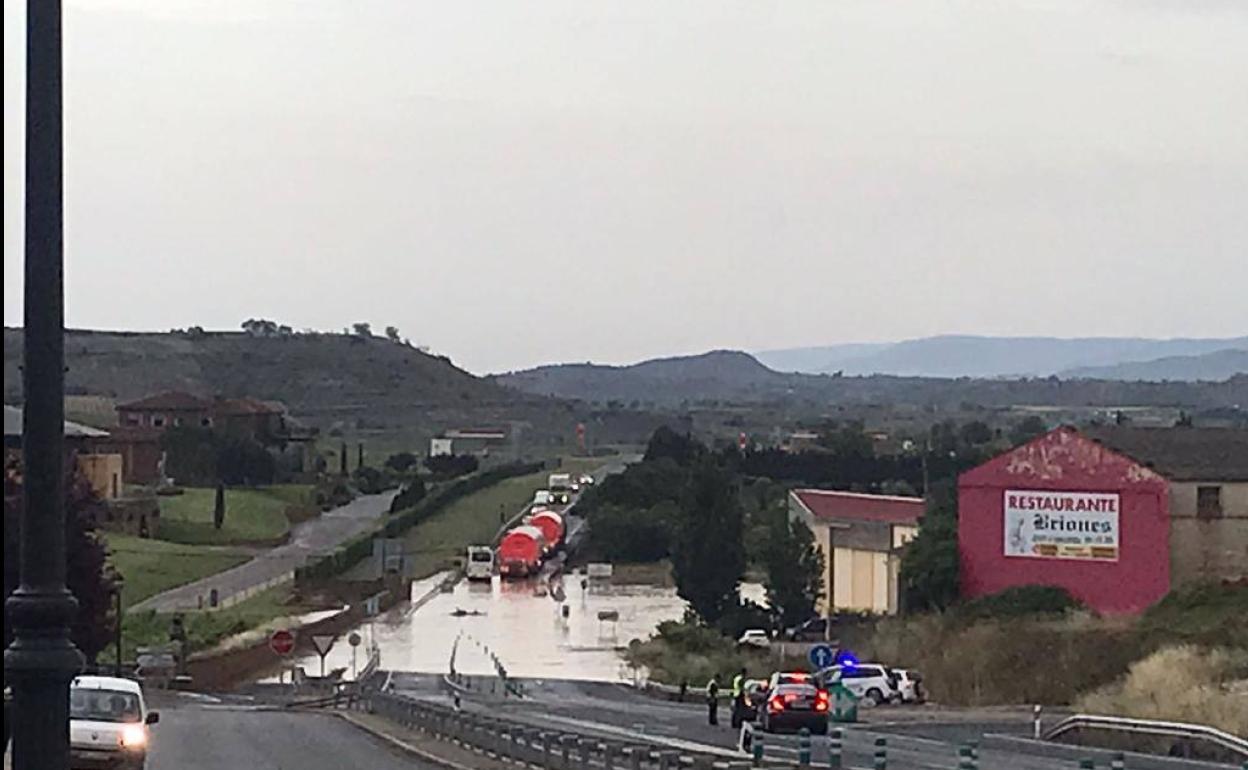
1044,714,1248,762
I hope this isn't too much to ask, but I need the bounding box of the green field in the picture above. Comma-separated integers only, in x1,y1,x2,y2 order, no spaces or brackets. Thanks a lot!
112,584,319,660
157,485,313,545
106,534,250,607
394,469,550,580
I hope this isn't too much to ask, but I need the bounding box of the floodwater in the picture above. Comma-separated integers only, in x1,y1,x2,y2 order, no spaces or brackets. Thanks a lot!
286,572,764,683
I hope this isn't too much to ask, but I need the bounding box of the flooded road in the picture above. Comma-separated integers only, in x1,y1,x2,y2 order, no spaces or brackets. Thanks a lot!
288,572,763,682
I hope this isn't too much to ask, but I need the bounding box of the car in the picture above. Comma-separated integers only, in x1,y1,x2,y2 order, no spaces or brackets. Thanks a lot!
891,668,925,703
737,629,771,649
785,617,830,641
817,663,900,707
757,672,829,735
70,675,159,770
578,474,595,487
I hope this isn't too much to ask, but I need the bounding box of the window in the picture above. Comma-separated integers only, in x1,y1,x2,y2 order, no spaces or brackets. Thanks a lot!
151,416,165,428
201,417,213,427
1197,486,1223,519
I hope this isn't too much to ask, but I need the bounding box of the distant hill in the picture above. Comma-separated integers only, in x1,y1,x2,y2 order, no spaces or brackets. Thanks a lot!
2,328,586,447
754,335,1248,378
497,349,1248,409
496,350,785,403
1063,348,1248,382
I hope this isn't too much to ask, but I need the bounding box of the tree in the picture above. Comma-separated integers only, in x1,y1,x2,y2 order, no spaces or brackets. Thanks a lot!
213,482,226,530
1009,416,1049,447
340,441,348,476
760,511,824,628
352,322,372,338
423,453,479,479
643,426,705,466
4,459,117,663
215,437,276,486
958,420,994,447
384,451,419,472
899,494,960,612
670,460,745,626
385,325,401,342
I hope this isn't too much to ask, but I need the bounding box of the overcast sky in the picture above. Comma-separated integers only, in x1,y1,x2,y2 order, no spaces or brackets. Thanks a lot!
4,1,1247,373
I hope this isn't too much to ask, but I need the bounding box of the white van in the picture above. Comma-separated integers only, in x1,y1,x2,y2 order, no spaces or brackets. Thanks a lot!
465,545,495,581
70,675,159,769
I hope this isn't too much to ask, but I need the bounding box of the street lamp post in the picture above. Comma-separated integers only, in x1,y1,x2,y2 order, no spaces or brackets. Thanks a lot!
3,2,83,769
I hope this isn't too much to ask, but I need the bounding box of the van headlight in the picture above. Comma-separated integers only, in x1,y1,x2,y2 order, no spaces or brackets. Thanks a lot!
119,724,147,749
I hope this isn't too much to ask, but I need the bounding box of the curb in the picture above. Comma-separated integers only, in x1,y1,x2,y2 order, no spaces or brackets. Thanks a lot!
333,710,479,770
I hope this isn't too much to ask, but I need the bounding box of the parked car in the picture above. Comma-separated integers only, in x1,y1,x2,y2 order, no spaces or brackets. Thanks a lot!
891,668,925,703
785,617,830,641
757,672,829,734
737,629,771,649
817,663,900,707
70,675,159,770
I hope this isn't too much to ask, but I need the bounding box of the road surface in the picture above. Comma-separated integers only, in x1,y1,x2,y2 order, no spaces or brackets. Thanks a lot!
386,673,1235,770
132,491,397,613
145,693,435,769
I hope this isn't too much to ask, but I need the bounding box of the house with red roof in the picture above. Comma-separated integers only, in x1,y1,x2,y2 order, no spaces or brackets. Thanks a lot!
788,488,925,615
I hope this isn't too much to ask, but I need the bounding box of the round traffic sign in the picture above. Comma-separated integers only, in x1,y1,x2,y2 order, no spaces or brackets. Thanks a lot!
808,643,835,670
348,632,362,648
269,629,296,656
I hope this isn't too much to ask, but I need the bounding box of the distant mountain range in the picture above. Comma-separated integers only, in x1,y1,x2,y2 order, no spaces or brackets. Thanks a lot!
754,335,1248,380
497,349,1248,408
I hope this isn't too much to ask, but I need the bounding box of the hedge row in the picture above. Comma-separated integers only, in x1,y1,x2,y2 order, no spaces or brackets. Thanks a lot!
296,461,545,582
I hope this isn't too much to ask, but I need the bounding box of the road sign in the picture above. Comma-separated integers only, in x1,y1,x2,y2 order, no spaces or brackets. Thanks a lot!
809,643,835,670
269,629,296,656
310,634,336,657
348,632,362,648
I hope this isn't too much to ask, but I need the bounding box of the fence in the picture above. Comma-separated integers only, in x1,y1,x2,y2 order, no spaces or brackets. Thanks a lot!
364,689,1233,770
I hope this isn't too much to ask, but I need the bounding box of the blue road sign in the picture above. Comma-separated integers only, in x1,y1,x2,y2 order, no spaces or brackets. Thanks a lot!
809,643,835,670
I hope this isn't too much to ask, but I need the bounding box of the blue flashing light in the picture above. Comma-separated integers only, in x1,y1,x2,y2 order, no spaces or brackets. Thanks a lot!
835,650,859,670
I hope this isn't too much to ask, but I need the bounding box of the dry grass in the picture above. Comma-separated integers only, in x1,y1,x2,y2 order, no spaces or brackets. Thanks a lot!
1075,645,1248,736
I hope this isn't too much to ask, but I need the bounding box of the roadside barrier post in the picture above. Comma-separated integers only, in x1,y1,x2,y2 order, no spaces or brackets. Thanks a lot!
561,734,574,770
752,730,765,767
540,732,554,769
1033,704,1043,740
828,728,843,769
958,744,974,770
798,727,812,766
658,750,678,770
969,739,979,766
628,745,644,770
604,741,620,769
873,736,887,770
1111,752,1125,770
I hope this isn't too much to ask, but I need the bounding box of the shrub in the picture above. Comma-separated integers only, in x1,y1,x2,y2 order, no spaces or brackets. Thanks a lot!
954,585,1084,622
423,453,479,479
389,478,427,514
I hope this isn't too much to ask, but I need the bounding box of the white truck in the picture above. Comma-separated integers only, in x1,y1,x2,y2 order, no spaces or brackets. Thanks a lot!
546,473,573,504
465,545,495,581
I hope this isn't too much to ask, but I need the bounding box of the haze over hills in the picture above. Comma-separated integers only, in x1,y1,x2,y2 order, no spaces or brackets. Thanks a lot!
755,335,1248,378
497,349,1248,409
1063,348,1248,382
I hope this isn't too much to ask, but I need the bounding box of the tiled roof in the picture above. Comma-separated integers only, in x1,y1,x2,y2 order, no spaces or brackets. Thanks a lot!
116,391,208,411
1083,426,1248,482
3,405,110,439
790,488,924,525
214,397,283,415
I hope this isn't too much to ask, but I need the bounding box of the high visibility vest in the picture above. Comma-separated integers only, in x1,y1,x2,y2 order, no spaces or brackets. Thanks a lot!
732,674,744,697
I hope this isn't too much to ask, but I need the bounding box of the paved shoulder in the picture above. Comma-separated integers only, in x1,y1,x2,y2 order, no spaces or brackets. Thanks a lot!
147,703,437,769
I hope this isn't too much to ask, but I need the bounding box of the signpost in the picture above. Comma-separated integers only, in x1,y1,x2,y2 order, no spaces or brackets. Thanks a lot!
348,632,362,680
311,634,336,677
269,629,296,656
809,643,835,671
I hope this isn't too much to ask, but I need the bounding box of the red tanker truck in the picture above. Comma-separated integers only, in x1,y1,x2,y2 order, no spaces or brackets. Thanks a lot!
527,510,565,554
497,525,547,578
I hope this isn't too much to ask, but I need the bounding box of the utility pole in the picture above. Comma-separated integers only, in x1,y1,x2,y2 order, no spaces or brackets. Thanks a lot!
5,2,84,767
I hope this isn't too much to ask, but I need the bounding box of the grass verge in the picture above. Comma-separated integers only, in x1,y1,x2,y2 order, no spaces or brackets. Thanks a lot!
390,470,549,580
157,485,312,545
106,534,250,607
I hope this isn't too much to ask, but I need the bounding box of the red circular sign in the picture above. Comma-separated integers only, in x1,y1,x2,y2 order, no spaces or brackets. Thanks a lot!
269,629,296,656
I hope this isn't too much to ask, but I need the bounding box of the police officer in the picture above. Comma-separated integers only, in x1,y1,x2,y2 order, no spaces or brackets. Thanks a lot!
730,667,747,728
706,674,721,726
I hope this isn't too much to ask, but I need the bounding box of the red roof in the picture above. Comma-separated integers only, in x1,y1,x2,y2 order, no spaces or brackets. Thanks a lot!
214,397,282,416
790,489,924,525
117,391,208,412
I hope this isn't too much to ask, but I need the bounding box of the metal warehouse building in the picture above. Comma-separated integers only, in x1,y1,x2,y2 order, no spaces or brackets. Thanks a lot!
958,426,1248,614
